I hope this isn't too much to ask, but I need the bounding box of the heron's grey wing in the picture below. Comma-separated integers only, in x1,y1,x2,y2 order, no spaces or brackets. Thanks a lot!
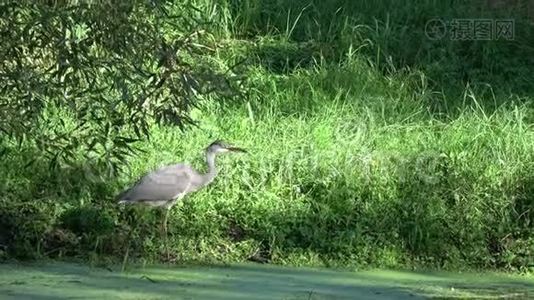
119,164,194,202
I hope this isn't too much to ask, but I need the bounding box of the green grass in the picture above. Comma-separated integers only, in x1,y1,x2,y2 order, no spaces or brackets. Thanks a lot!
2,58,533,269
1,261,533,299
1,0,534,271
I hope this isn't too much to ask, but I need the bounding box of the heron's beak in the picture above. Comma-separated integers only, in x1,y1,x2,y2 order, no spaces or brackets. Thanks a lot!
227,146,247,153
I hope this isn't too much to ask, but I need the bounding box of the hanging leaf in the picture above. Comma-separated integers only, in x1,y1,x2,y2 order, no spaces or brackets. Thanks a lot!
0,0,246,174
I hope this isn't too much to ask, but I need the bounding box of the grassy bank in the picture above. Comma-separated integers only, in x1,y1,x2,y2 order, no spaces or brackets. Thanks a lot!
1,0,534,271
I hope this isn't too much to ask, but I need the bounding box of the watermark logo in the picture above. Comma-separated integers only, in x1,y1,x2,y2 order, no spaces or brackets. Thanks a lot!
425,18,515,40
425,19,447,40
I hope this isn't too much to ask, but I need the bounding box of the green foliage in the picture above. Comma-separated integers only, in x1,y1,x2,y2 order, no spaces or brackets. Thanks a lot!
225,0,534,111
0,0,243,172
1,0,534,272
60,206,116,237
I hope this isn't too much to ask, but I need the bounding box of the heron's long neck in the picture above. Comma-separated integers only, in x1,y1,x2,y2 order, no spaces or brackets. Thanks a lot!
201,151,217,186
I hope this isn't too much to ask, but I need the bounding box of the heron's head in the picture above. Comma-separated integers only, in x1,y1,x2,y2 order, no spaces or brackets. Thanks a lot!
206,140,247,154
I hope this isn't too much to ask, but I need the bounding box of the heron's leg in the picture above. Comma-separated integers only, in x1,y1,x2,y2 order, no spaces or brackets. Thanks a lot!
162,197,182,263
160,200,173,236
163,207,169,236
163,206,171,262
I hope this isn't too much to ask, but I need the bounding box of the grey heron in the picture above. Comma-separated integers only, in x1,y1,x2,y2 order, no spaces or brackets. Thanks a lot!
116,140,247,254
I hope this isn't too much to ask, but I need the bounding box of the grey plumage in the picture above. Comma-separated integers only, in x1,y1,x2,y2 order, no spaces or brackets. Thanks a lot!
117,163,200,208
116,140,246,261
116,139,247,255
117,140,246,209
